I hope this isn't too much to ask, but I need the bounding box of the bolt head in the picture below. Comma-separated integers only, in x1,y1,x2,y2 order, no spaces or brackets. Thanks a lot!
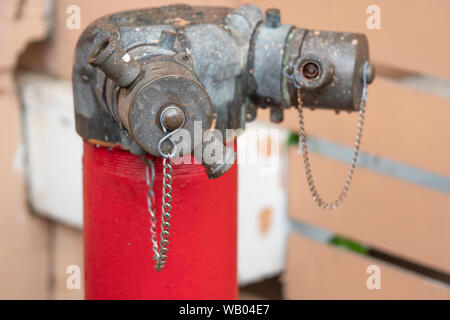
265,8,281,28
161,105,185,131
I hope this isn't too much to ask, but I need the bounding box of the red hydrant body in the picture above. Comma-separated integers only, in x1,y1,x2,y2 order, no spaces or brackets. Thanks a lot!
83,142,238,299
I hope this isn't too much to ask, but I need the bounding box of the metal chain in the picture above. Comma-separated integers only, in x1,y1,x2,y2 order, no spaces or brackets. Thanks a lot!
297,61,369,210
158,157,173,271
143,156,159,265
143,156,174,272
143,105,185,272
141,106,183,271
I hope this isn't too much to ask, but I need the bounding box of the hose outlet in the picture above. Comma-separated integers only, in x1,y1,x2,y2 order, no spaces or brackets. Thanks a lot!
88,37,141,88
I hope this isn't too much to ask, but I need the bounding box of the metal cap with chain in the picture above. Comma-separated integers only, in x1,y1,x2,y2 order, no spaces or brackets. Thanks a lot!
296,61,371,210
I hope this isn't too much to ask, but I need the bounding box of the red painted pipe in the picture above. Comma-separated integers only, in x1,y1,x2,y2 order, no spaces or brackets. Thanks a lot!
82,142,238,300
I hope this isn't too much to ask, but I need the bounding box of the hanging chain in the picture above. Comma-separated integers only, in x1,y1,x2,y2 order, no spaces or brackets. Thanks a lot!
143,156,174,272
142,106,184,271
143,156,159,267
159,157,173,270
297,61,369,210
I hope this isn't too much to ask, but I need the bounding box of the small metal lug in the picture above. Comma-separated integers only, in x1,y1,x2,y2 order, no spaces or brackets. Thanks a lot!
270,107,284,123
195,131,236,180
265,8,281,28
158,30,177,51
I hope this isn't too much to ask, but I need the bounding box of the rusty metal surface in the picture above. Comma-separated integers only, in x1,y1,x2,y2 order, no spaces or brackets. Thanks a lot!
87,37,142,88
282,28,306,106
73,5,237,151
115,53,212,157
291,30,370,111
248,9,293,108
73,4,374,167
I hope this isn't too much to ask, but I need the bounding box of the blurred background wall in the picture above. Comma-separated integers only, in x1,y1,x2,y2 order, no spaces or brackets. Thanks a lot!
0,0,449,299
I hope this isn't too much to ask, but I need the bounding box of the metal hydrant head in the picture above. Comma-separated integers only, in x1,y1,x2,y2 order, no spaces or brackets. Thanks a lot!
73,4,374,179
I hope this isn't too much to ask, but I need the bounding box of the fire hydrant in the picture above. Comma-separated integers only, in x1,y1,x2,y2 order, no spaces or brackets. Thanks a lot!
73,4,374,299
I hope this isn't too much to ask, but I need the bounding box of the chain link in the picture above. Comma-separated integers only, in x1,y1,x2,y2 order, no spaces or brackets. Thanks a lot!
144,156,174,272
297,61,369,210
143,156,158,265
158,157,173,271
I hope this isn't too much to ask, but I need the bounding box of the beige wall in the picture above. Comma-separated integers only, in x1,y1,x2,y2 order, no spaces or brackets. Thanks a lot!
285,235,450,300
0,0,50,299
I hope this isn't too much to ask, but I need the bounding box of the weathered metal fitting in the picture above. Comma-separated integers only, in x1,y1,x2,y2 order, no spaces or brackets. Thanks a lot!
195,131,237,180
158,30,177,51
265,8,281,28
73,4,375,180
270,108,284,123
248,11,293,107
293,54,334,90
286,29,372,111
88,37,141,88
160,105,186,132
281,28,306,106
225,5,263,43
117,54,213,158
